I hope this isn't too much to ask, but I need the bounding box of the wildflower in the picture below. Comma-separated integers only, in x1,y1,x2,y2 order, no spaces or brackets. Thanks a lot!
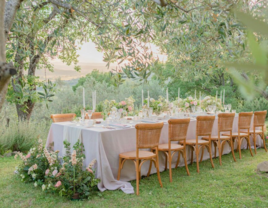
45,169,50,175
86,168,93,173
55,181,62,188
71,150,77,165
33,164,38,170
88,159,97,169
25,153,31,159
42,184,46,191
34,182,38,187
32,173,37,179
52,169,58,176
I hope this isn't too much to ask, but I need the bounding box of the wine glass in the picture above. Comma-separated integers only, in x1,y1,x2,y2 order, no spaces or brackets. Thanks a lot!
148,108,153,118
191,106,196,113
87,110,93,119
224,105,228,112
227,104,232,112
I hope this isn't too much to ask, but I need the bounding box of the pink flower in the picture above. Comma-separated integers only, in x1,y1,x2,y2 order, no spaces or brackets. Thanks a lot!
87,168,93,173
45,169,50,175
185,102,189,107
128,106,132,111
52,169,58,176
190,101,194,105
193,101,197,106
55,181,62,188
121,101,126,105
56,173,61,177
25,154,31,159
119,108,123,113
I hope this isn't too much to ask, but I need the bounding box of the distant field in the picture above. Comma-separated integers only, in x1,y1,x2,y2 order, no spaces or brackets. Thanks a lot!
36,62,116,81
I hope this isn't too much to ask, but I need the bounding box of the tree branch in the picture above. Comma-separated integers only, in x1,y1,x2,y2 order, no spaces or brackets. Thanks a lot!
171,3,204,13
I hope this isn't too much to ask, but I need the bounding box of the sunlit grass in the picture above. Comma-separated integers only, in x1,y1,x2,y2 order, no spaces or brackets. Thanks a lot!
1,147,268,208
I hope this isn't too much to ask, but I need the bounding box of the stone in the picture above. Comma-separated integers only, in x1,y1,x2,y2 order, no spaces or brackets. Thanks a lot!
257,161,268,172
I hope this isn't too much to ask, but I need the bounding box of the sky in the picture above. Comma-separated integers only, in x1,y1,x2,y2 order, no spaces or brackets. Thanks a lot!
36,41,167,80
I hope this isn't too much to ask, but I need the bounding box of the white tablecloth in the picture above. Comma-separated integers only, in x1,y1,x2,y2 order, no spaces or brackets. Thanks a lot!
46,116,264,194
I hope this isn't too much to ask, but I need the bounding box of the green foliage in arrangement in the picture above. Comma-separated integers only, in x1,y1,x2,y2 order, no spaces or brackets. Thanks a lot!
15,140,100,200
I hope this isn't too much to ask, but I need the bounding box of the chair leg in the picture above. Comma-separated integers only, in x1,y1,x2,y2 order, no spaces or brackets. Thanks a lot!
183,150,190,176
175,151,181,168
247,136,254,157
147,160,152,177
136,159,139,195
237,137,242,159
200,146,204,162
218,140,222,166
253,133,257,154
195,146,199,173
230,139,236,162
155,154,163,188
168,150,172,182
117,157,122,180
208,142,214,168
263,133,268,152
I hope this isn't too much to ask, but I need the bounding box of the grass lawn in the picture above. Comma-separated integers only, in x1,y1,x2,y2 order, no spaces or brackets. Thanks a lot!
1,148,268,208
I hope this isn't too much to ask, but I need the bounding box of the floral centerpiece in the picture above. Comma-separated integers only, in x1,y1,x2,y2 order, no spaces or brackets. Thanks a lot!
103,96,135,114
201,96,222,111
144,96,169,114
177,96,200,112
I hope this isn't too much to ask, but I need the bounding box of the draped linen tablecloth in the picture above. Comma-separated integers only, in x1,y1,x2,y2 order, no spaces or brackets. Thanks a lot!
46,116,264,194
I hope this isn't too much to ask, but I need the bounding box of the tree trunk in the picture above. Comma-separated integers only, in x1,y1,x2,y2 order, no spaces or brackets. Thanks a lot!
16,101,35,121
0,0,24,112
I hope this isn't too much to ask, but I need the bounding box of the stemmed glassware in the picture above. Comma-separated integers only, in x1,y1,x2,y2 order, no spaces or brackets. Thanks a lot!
224,105,228,112
227,104,232,112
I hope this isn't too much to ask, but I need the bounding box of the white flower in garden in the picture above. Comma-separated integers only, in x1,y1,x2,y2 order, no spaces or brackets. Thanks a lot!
32,173,37,179
52,169,58,176
42,184,46,191
34,182,38,187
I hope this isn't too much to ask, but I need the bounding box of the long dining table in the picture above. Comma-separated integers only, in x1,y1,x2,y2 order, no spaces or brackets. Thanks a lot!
46,115,264,194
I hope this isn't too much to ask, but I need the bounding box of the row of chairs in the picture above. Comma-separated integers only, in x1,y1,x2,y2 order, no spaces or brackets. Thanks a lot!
117,111,267,195
50,112,102,122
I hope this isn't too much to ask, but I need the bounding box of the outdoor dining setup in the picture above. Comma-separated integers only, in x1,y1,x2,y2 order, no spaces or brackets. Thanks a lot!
46,89,267,195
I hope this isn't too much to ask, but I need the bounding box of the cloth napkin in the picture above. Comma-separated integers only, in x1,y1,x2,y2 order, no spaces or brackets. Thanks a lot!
62,125,82,156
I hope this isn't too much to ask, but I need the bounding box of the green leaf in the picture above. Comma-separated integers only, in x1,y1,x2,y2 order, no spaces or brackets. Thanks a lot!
235,11,268,37
247,32,266,66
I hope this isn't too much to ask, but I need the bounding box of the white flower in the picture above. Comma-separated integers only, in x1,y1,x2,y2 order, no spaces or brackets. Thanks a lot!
34,182,38,187
20,174,25,179
42,184,46,191
150,98,155,102
32,173,37,179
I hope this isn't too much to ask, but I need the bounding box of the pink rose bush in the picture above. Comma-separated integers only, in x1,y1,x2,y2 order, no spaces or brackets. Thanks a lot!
15,139,100,199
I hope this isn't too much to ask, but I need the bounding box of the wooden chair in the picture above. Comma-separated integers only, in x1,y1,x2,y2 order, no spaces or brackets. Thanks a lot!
117,123,164,195
91,112,103,119
180,116,215,173
202,113,236,165
223,112,254,159
251,111,267,153
50,113,76,122
158,119,190,182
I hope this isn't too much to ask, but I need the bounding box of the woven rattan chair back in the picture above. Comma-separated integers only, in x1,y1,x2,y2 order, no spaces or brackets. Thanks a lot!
168,118,190,142
135,123,164,149
91,112,103,119
196,116,215,136
50,113,76,122
254,111,267,127
238,112,253,130
218,113,235,132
